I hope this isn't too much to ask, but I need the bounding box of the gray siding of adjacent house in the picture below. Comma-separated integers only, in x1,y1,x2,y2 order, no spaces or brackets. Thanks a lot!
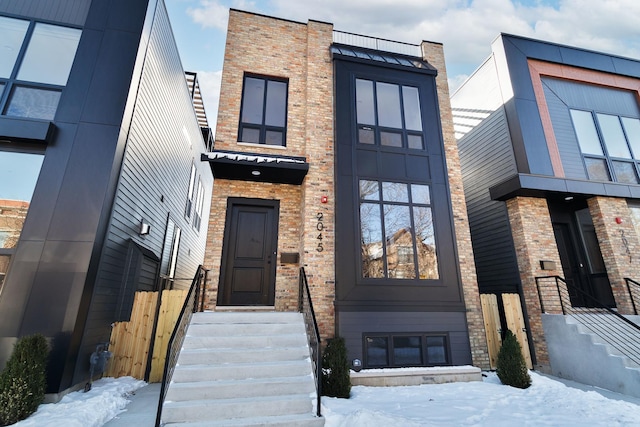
73,1,212,384
458,107,521,294
0,0,90,26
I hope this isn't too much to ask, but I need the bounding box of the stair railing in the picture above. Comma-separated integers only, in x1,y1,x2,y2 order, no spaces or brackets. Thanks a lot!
155,265,207,427
624,278,640,315
536,275,640,366
299,267,322,418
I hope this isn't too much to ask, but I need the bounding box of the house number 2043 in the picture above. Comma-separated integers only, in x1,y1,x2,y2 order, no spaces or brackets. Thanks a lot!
316,212,324,252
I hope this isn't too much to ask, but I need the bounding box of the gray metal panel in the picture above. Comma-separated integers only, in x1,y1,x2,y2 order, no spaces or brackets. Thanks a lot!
338,311,472,366
0,0,90,26
458,107,521,293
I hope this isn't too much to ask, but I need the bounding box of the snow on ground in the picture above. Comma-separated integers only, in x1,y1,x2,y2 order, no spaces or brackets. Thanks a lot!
10,371,640,426
12,377,146,427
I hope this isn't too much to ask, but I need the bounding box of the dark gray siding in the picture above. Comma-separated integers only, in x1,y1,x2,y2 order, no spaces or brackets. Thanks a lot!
74,1,212,384
0,0,90,25
338,311,472,366
458,107,521,293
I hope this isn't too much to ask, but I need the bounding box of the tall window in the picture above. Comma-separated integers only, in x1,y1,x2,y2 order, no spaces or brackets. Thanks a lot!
359,180,438,280
356,78,424,149
238,75,288,146
185,163,196,219
0,17,81,121
571,109,640,184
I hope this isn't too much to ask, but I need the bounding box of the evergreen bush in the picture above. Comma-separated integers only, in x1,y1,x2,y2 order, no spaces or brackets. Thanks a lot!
496,329,531,389
0,334,49,426
321,336,351,398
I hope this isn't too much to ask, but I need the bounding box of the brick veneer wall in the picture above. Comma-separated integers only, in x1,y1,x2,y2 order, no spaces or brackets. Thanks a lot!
422,42,490,370
588,196,640,314
506,196,564,367
204,11,336,339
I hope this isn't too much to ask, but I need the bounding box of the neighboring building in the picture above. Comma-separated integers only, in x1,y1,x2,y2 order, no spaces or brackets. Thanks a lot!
203,9,489,370
0,0,213,396
452,34,640,367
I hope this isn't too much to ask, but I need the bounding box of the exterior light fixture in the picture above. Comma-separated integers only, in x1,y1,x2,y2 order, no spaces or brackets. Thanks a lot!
251,170,261,176
139,221,150,235
564,196,574,201
352,358,362,372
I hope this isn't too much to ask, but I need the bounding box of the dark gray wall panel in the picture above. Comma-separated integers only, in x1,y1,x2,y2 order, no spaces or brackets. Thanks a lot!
338,311,472,366
0,0,90,25
458,107,521,293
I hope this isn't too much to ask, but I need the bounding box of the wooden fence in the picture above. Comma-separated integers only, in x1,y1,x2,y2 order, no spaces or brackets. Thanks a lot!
480,293,533,370
106,289,187,381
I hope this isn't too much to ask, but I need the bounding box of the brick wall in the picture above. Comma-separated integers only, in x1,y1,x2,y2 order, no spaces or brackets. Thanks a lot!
588,196,640,314
506,196,564,367
422,42,490,370
204,11,336,339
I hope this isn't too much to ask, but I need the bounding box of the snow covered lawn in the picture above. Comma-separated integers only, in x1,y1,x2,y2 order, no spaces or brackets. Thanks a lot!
9,371,640,426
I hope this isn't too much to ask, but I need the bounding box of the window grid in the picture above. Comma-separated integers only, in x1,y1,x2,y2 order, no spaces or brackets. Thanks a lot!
0,16,81,121
364,333,449,368
571,109,640,184
356,78,424,150
359,180,438,280
238,74,288,146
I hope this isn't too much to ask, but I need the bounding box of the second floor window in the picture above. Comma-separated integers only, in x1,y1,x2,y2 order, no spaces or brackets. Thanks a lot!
238,75,288,146
356,78,424,149
571,109,640,184
0,16,81,121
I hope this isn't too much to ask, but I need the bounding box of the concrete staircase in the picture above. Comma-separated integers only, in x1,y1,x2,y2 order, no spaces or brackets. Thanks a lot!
160,311,323,426
542,314,640,398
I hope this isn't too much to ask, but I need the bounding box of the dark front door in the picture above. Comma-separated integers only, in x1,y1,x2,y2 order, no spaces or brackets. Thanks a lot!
551,203,615,308
219,199,278,306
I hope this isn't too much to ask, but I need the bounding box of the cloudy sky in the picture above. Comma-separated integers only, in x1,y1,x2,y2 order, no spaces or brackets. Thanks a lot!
165,0,640,132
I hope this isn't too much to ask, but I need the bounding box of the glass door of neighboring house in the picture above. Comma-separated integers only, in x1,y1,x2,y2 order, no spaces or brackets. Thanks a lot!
551,201,615,308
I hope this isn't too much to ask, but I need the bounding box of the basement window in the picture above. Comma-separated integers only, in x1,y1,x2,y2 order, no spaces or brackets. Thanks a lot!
364,333,449,368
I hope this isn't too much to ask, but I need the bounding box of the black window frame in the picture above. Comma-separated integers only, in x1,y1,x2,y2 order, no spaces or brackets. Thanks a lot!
238,73,289,147
0,16,81,121
570,108,640,184
355,77,425,150
363,333,450,368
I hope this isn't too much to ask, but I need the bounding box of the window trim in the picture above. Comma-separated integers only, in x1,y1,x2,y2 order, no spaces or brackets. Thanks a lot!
238,73,289,147
363,333,450,368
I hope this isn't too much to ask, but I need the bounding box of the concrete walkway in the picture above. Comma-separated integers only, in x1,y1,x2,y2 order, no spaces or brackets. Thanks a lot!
103,383,161,426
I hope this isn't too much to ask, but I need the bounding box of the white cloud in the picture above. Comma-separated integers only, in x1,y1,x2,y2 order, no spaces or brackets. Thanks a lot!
187,0,230,30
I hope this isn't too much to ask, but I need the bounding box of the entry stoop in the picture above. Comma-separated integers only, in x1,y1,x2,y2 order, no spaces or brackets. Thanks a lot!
160,311,324,426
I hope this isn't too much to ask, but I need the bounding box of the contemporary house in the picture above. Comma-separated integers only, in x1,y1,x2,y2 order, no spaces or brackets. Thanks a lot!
202,9,489,371
0,0,213,397
452,34,640,387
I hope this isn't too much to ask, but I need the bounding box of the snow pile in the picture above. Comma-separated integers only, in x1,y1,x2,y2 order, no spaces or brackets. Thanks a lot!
13,377,146,427
322,371,640,426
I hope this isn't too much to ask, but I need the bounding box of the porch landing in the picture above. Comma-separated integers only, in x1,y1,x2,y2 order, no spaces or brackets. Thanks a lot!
350,365,482,387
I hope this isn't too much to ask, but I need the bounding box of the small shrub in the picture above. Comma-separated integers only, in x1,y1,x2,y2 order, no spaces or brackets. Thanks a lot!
496,329,531,389
0,334,49,426
321,336,351,398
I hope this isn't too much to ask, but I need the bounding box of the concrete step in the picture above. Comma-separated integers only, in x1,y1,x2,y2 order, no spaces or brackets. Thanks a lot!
171,359,313,383
181,333,307,350
186,321,305,337
165,375,315,401
177,345,310,365
164,413,324,427
191,311,303,325
161,394,313,423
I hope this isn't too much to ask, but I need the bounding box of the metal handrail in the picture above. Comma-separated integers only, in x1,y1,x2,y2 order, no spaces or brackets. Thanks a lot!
155,265,207,427
536,275,640,366
299,267,322,418
624,278,640,315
